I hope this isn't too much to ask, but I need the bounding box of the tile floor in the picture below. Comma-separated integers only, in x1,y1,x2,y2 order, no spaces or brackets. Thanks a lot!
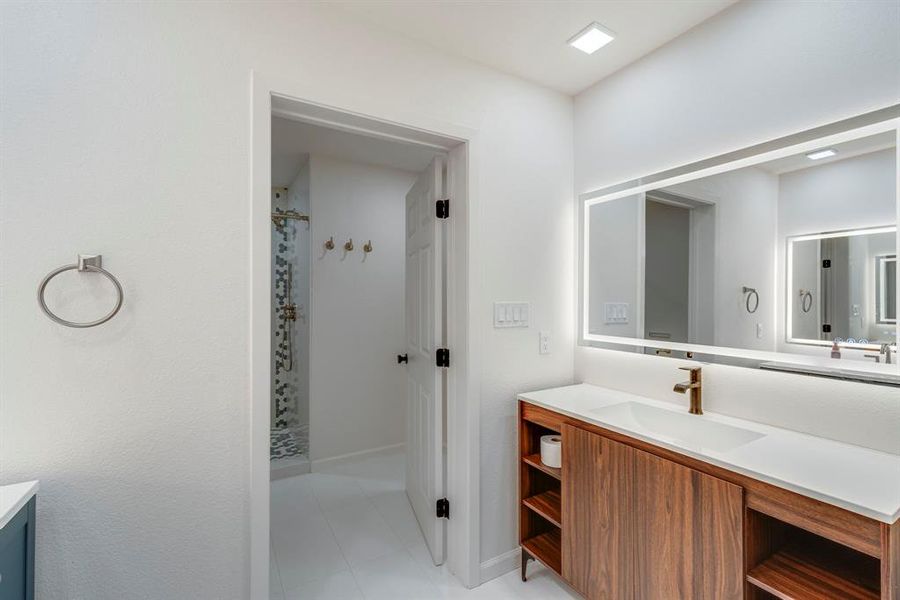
270,448,578,599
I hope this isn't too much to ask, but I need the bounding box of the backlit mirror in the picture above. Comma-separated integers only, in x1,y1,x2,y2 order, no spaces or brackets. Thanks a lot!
787,227,896,347
581,109,899,382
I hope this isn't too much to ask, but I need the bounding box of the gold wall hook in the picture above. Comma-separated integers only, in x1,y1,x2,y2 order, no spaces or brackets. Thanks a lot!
324,236,335,251
363,240,373,253
344,238,354,251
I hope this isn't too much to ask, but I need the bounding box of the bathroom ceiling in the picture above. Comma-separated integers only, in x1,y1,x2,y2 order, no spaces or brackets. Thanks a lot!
330,0,737,95
271,116,441,186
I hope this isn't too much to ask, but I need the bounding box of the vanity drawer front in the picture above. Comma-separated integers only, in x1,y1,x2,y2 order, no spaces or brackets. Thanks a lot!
746,486,881,558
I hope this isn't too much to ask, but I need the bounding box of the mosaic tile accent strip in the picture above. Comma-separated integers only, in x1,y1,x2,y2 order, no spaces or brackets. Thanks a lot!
272,190,302,429
270,425,309,460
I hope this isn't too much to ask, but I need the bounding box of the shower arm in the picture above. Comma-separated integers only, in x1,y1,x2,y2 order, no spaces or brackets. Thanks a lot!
272,211,310,229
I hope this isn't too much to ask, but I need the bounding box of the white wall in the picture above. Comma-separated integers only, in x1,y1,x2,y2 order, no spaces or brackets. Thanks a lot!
575,0,900,454
587,194,642,337
0,3,574,598
666,166,779,351
308,154,412,462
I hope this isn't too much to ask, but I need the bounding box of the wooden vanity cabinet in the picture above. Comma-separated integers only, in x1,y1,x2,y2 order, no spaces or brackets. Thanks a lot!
520,401,899,599
560,423,743,600
561,424,633,599
632,447,743,599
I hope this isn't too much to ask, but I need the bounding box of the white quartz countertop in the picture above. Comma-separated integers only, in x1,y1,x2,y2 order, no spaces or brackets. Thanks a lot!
0,481,38,529
519,384,900,524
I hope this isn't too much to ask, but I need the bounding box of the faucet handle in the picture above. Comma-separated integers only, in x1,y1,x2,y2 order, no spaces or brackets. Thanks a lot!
678,366,702,373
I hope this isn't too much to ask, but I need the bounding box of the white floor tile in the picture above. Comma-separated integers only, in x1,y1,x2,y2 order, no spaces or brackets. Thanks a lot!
282,569,363,600
270,451,577,599
308,472,369,512
370,490,424,547
273,514,349,591
478,564,580,599
325,500,405,566
270,549,286,600
350,550,438,600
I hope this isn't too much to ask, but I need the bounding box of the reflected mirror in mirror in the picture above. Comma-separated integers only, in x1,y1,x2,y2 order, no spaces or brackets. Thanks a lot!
787,227,896,346
585,129,898,359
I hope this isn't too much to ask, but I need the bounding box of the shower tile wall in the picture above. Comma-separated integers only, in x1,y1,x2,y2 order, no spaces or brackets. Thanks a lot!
271,163,310,433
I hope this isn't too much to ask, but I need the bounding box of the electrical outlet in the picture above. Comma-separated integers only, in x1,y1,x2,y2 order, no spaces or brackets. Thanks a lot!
539,331,550,354
756,323,763,339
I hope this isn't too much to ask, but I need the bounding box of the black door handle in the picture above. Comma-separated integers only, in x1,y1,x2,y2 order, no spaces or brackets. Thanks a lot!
397,354,408,364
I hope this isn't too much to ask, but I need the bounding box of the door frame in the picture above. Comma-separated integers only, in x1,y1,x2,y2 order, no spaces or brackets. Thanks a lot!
249,71,481,598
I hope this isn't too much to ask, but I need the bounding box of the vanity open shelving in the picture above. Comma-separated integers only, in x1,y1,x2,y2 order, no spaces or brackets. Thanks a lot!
746,510,882,600
518,408,564,579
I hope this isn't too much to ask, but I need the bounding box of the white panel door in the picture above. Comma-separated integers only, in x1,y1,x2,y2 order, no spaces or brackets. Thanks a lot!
404,156,446,565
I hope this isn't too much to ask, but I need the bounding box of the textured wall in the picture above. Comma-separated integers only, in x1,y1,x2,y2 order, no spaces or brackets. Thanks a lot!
0,3,573,597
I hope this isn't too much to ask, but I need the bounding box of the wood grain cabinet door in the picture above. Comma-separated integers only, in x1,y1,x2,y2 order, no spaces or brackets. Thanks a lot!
633,447,743,600
562,424,634,600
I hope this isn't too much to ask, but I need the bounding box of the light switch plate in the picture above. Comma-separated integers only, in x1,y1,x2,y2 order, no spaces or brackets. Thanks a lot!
494,302,530,328
604,302,629,324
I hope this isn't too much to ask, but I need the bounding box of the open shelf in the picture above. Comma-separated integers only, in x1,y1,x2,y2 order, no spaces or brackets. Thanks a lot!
746,512,880,600
522,489,561,528
747,546,879,600
522,453,561,480
522,529,561,575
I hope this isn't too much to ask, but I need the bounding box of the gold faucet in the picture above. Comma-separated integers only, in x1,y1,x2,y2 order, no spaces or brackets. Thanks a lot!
673,366,703,415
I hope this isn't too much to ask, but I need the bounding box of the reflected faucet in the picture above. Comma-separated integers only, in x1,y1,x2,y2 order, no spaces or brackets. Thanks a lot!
881,343,894,365
673,366,703,415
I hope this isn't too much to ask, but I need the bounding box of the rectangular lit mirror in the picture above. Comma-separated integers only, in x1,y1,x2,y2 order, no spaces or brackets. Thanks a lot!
787,227,896,347
581,107,900,384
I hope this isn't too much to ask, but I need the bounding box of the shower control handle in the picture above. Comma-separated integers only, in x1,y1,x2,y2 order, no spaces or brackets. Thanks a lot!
397,354,408,364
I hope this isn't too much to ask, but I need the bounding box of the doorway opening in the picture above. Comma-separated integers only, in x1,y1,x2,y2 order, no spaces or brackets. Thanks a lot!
254,90,476,598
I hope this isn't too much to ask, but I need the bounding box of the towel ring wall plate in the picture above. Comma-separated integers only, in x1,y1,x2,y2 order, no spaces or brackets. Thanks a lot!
38,254,124,328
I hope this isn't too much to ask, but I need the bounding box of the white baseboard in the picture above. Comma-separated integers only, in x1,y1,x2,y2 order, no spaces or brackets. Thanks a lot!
310,442,405,470
479,547,520,585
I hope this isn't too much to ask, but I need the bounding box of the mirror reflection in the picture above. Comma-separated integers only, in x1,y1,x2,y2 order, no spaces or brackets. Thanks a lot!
586,131,898,357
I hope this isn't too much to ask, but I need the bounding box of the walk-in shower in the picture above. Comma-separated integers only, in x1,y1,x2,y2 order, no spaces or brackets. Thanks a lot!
270,184,310,474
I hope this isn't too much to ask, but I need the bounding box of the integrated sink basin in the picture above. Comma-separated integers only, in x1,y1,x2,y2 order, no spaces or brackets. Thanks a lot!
589,401,766,453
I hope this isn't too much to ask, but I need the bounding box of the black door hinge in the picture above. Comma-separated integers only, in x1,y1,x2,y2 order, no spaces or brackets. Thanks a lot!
436,498,449,519
436,348,449,368
822,259,832,269
436,198,449,219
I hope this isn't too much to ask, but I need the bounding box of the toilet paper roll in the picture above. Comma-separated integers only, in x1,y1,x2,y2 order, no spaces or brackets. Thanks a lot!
540,434,562,469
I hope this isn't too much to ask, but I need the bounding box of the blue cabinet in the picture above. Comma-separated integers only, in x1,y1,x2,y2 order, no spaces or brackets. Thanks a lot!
0,497,35,600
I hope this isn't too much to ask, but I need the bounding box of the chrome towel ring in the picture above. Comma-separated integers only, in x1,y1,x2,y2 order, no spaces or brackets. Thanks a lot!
38,254,124,328
742,286,759,314
798,289,813,313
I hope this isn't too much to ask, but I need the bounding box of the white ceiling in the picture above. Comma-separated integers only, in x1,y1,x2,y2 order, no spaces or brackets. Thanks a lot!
331,0,737,95
271,116,441,186
758,131,897,175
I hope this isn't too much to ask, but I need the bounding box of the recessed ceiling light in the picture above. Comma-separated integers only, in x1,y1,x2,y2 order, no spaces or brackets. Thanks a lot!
568,22,616,55
806,148,837,160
